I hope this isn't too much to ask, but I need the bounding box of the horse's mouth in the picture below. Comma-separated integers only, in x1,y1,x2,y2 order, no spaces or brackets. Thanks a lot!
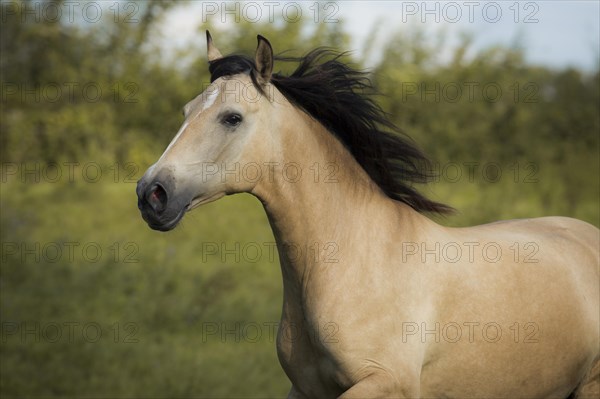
185,192,225,212
147,207,186,232
147,193,225,231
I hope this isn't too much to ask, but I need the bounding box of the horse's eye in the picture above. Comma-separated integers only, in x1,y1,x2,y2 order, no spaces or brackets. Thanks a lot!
222,113,242,127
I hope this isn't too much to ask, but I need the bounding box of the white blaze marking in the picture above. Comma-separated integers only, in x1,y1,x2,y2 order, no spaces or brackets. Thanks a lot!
160,120,189,159
156,87,220,162
202,88,219,111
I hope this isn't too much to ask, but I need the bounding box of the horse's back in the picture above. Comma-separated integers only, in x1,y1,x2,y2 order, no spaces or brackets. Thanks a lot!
474,215,598,269
499,215,599,249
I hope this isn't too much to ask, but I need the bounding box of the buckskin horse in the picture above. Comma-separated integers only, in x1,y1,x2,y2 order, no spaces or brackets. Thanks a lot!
136,32,599,398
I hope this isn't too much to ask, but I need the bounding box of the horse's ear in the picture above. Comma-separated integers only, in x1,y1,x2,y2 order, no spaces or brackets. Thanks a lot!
206,30,223,62
254,35,273,84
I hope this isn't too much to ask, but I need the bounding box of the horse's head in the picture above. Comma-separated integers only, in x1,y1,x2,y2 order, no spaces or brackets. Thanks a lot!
137,32,275,231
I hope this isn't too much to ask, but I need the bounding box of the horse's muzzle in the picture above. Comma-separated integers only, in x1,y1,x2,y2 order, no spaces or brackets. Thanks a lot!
136,173,186,231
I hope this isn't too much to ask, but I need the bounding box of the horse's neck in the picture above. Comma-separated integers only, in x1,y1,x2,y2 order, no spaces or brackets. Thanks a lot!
251,108,407,305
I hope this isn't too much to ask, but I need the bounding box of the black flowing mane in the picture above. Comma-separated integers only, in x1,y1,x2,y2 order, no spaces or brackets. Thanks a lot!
209,49,452,214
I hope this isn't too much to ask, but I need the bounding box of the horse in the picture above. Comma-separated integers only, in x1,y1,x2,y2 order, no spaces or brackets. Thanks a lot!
136,31,599,398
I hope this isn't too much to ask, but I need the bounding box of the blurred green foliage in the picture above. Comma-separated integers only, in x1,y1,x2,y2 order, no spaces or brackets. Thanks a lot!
1,0,598,397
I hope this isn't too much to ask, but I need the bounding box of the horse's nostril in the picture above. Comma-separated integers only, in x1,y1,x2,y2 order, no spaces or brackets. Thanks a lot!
146,183,168,213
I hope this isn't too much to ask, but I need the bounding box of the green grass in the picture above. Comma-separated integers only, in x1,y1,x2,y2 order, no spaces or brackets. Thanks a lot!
1,172,597,398
1,179,288,398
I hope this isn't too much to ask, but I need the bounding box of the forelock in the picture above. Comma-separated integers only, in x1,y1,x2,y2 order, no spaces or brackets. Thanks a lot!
209,55,256,83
